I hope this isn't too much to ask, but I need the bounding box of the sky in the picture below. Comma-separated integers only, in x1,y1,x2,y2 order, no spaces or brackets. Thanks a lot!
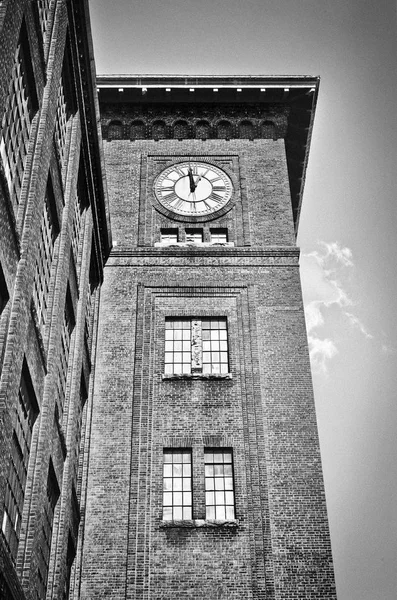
89,2,397,598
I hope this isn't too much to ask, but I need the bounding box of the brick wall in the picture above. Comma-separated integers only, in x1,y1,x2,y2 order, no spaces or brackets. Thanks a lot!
79,133,336,600
0,2,110,599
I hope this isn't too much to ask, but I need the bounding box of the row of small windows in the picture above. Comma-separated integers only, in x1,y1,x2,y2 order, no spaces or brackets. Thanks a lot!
161,227,228,245
107,119,277,141
163,449,235,521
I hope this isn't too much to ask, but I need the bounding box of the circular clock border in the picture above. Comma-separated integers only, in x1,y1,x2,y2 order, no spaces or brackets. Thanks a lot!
153,160,235,223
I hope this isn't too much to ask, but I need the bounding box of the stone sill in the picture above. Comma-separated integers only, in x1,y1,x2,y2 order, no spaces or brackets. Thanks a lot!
154,242,235,248
160,519,239,529
162,373,232,381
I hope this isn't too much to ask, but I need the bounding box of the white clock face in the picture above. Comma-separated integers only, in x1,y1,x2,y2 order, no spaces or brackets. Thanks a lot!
154,161,233,217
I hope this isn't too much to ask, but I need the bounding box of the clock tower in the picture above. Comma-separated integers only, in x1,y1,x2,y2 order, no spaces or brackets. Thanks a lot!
75,76,337,600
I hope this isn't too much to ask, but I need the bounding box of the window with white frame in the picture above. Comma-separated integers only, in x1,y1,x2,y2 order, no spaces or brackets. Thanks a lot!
185,229,203,244
204,449,235,520
160,228,178,243
162,450,192,521
210,228,228,243
164,318,229,375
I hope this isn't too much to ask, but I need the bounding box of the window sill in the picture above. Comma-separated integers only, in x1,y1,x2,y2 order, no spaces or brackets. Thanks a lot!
162,373,232,381
160,519,239,529
154,242,235,248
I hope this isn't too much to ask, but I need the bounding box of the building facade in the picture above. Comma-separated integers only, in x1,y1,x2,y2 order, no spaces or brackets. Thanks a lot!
0,3,337,600
0,1,111,598
74,76,337,600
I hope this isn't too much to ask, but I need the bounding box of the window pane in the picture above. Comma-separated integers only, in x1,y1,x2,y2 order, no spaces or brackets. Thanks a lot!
183,507,192,520
207,506,215,519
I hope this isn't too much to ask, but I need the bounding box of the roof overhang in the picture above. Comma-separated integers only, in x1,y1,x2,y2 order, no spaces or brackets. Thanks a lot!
96,75,320,232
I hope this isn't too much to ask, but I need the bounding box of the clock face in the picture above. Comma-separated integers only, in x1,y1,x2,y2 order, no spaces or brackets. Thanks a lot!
154,161,233,217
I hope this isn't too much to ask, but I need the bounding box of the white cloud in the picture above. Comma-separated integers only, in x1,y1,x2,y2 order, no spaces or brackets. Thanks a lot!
301,241,372,374
345,312,373,339
308,336,338,374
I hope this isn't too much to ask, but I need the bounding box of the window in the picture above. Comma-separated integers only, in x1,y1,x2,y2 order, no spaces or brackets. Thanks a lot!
160,228,178,244
54,71,72,169
37,0,52,40
0,25,38,212
162,450,192,521
0,263,9,316
71,185,84,271
210,228,228,244
32,182,58,330
164,318,229,375
205,450,235,520
37,462,60,599
185,229,203,244
56,289,75,414
2,367,39,560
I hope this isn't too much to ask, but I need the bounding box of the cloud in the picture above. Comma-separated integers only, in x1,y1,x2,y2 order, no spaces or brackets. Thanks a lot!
301,241,372,374
345,312,373,339
307,336,338,374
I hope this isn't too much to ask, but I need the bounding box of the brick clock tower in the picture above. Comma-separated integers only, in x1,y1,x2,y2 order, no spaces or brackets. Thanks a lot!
76,76,337,600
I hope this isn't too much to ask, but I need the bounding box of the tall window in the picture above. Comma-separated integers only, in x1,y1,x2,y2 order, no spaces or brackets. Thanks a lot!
54,48,75,172
0,262,9,316
164,318,229,375
37,463,60,599
204,450,235,520
32,183,58,330
162,450,192,521
37,0,52,40
56,290,75,414
0,26,37,212
54,74,70,168
71,184,85,271
2,367,39,560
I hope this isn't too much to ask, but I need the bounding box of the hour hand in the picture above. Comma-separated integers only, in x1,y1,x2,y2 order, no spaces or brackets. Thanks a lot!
188,168,196,192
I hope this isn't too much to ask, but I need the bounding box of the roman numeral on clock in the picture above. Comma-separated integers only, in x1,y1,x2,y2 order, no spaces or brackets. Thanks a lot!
174,167,186,177
162,192,179,204
209,192,224,204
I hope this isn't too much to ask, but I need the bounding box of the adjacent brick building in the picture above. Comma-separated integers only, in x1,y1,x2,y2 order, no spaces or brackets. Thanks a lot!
0,3,337,600
0,1,111,598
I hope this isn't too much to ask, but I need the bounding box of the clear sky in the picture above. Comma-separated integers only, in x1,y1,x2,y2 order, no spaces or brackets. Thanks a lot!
89,1,397,598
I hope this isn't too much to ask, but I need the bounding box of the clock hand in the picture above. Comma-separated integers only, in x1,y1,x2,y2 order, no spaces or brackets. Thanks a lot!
188,167,196,192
